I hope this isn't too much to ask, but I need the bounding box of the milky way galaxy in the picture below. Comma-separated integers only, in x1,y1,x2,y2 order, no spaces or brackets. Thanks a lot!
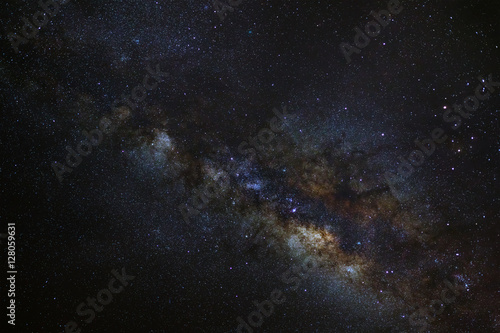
1,0,499,332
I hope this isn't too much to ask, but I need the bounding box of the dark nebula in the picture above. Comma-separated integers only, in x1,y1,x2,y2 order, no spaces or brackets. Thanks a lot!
1,0,499,332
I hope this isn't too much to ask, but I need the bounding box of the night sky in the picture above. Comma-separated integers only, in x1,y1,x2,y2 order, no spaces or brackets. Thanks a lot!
1,0,499,332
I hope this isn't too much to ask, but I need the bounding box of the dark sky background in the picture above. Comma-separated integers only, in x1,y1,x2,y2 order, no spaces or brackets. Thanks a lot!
1,0,499,332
